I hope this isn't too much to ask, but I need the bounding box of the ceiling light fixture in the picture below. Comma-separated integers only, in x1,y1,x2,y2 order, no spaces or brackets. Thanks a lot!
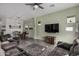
34,5,38,9
25,3,44,10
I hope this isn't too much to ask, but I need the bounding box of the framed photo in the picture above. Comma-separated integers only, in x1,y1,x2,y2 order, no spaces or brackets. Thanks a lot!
2,25,6,28
29,26,33,30
9,25,12,28
19,25,21,28
67,16,76,23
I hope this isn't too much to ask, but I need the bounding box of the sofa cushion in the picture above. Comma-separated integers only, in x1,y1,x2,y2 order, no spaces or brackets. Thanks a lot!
1,41,9,45
1,42,17,51
57,42,72,51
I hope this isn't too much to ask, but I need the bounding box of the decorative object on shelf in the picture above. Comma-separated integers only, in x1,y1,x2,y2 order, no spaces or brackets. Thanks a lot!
25,25,29,30
29,26,33,30
29,28,33,30
19,25,21,28
2,25,6,28
1,29,6,36
65,27,73,31
67,16,76,23
1,29,6,31
29,27,33,30
8,24,22,29
25,25,29,28
9,25,12,28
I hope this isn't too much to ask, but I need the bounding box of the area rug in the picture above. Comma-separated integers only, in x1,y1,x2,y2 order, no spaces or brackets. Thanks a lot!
25,43,46,56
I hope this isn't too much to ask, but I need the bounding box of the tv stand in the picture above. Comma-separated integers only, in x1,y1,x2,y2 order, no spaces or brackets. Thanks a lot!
44,36,55,44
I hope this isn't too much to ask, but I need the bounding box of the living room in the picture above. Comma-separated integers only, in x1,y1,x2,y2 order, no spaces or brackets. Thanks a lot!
0,3,79,56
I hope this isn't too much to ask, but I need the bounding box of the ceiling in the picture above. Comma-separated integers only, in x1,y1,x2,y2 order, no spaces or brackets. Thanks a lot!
0,3,79,20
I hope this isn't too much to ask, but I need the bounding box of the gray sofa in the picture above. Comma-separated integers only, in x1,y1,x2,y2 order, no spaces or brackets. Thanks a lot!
1,41,26,56
47,41,71,56
69,39,79,56
48,40,79,56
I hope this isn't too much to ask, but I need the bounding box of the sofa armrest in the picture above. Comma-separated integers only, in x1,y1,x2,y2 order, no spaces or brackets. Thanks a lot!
1,42,17,51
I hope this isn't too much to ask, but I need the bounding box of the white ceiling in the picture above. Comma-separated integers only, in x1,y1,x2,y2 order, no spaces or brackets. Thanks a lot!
0,3,79,20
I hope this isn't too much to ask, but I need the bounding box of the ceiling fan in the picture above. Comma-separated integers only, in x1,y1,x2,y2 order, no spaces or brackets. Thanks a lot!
25,3,44,10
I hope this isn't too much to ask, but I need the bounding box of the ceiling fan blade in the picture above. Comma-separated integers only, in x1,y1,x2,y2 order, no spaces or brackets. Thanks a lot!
25,3,34,5
35,3,43,5
38,5,44,9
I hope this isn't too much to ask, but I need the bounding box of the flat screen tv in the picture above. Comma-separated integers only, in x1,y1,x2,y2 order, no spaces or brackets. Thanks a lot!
45,23,59,33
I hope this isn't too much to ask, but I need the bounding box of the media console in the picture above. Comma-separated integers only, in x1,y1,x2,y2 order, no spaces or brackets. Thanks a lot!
44,36,55,44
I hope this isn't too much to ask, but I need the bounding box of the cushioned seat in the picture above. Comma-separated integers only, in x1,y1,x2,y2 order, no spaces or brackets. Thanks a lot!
1,42,17,51
1,41,26,56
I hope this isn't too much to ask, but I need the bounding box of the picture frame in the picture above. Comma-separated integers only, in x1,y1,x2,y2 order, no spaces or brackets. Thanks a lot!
67,16,76,23
19,25,21,28
9,25,12,28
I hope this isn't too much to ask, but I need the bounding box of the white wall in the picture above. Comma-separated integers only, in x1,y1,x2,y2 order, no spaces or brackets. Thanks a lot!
35,6,79,43
5,17,23,35
23,18,34,38
0,16,6,35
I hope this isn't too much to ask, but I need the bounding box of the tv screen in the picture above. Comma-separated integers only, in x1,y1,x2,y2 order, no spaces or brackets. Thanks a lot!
45,24,59,33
